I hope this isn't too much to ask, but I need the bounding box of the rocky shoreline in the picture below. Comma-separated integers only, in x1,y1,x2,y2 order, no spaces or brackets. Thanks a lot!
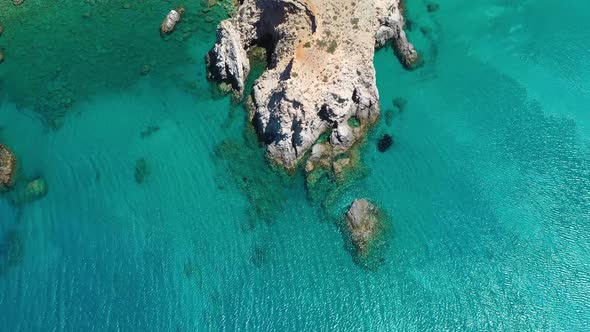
207,0,419,170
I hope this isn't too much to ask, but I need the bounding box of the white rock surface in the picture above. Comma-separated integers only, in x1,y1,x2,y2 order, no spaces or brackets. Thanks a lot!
160,9,182,35
346,199,381,253
207,0,419,169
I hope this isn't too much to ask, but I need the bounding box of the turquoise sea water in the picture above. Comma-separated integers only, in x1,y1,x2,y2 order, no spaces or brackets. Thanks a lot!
1,0,589,330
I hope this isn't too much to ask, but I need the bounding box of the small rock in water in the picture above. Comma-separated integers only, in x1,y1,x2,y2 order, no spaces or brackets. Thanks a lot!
134,158,149,184
140,64,152,76
377,134,393,152
13,0,24,6
0,25,4,37
0,50,4,64
0,144,16,191
160,7,185,35
346,199,381,255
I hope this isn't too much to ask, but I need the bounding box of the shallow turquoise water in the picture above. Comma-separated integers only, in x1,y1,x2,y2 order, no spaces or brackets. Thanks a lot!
1,0,589,331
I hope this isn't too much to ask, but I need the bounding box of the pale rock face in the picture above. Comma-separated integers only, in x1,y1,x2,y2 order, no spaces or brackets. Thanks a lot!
207,0,418,169
160,10,181,35
207,21,251,92
346,199,381,253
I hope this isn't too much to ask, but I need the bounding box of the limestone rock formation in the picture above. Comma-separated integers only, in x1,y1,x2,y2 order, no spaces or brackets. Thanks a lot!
207,0,419,169
0,145,16,191
346,199,381,254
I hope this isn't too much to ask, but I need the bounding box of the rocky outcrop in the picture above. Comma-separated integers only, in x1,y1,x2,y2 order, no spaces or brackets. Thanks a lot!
375,2,421,69
0,145,16,191
207,0,419,169
346,199,381,254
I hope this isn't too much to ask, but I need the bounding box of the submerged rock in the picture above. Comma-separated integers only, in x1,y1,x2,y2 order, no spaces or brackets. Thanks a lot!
19,177,48,203
207,0,419,169
0,50,4,64
392,97,407,112
377,134,393,152
13,0,24,6
346,199,381,255
427,2,440,13
134,158,149,184
0,145,16,191
160,7,185,35
140,125,160,138
140,64,152,76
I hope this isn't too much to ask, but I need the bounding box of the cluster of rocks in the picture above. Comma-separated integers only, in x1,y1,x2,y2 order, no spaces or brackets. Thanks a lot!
0,144,48,203
206,0,415,263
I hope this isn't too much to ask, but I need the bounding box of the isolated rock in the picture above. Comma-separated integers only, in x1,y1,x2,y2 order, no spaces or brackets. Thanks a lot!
13,0,24,6
346,199,381,254
207,0,419,169
160,7,184,35
0,145,16,191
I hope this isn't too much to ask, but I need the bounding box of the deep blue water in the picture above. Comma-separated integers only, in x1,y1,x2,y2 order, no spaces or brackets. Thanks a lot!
0,0,589,331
